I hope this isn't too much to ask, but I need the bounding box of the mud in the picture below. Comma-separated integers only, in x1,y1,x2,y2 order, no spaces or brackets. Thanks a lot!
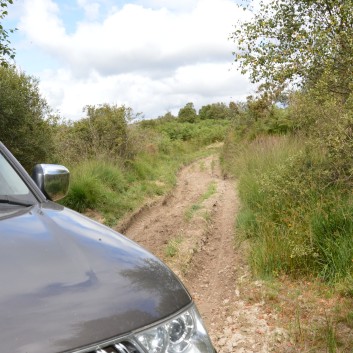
118,155,288,352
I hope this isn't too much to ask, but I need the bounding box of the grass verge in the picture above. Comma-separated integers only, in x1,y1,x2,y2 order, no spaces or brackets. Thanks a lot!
61,141,222,227
222,133,353,351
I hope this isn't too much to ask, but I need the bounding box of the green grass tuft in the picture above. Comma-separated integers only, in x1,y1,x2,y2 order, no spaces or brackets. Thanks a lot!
222,134,353,283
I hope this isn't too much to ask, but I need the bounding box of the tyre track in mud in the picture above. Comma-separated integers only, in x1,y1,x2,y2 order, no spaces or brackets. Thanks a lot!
118,154,287,353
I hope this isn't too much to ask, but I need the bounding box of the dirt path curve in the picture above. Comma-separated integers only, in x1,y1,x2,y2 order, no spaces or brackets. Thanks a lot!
117,154,287,353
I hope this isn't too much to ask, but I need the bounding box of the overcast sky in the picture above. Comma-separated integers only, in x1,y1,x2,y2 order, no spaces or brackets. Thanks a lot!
5,0,255,120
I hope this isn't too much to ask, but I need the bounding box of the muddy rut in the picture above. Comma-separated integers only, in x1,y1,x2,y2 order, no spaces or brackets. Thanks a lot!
117,154,287,353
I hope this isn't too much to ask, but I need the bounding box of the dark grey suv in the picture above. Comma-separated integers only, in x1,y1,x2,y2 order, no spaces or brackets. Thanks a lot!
0,142,215,353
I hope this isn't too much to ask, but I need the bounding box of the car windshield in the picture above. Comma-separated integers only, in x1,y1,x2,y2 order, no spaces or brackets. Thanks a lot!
0,152,36,206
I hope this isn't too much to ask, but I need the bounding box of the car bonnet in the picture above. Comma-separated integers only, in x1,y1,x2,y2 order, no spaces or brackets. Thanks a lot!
0,202,191,353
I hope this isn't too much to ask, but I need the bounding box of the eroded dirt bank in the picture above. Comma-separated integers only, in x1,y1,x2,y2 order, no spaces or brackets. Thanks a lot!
117,154,287,353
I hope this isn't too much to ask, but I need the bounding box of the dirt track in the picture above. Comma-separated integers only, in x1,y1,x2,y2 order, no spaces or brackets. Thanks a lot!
117,154,288,353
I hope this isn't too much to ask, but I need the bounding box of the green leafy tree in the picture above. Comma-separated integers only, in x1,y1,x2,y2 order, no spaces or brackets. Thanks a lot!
228,101,240,116
56,104,133,163
231,0,353,100
0,0,16,67
178,102,197,123
158,111,175,122
0,66,55,170
199,104,211,120
245,95,272,122
84,104,130,156
199,103,231,120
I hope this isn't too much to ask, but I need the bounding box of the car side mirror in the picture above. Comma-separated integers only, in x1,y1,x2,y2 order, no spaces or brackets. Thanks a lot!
32,164,70,201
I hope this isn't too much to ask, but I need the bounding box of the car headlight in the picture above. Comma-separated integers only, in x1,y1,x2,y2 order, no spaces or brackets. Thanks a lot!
135,305,215,353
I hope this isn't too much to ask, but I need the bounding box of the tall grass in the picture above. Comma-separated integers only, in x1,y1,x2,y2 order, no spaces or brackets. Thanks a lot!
222,134,353,285
61,154,180,226
62,160,133,224
60,120,226,227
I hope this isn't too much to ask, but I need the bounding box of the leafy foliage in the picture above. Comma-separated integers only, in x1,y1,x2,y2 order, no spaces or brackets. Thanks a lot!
55,104,134,163
222,88,353,284
232,0,353,100
152,119,230,145
57,105,229,225
178,102,197,123
0,0,16,67
0,66,55,170
198,102,235,120
84,104,131,157
286,89,353,185
227,95,292,138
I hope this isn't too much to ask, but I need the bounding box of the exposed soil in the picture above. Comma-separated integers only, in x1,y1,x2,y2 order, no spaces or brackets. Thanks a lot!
117,154,288,352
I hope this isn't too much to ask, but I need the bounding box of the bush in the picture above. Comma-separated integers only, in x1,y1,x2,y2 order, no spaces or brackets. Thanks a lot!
155,119,229,145
57,105,228,227
55,104,136,164
60,131,205,225
288,90,353,184
178,102,197,123
0,65,55,170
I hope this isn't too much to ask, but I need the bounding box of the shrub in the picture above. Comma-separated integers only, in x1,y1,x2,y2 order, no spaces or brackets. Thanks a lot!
0,65,55,170
178,102,197,123
55,104,137,164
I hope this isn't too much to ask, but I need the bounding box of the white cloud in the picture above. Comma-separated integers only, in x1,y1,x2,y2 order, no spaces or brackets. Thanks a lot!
19,0,66,49
77,0,101,20
16,0,255,119
39,63,253,120
136,0,198,12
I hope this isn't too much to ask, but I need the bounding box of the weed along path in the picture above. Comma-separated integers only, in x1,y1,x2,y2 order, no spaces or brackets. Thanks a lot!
117,154,287,353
